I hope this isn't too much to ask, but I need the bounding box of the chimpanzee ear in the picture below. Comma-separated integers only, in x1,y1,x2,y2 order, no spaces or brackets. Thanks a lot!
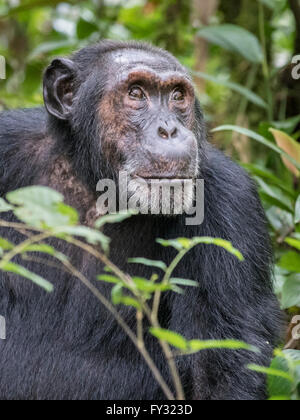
43,58,77,121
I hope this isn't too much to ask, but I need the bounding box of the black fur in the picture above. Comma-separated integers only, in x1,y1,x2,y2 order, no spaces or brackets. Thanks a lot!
0,40,281,400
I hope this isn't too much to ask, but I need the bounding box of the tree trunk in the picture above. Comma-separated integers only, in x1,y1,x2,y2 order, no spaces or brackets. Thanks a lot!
192,0,219,93
289,0,300,54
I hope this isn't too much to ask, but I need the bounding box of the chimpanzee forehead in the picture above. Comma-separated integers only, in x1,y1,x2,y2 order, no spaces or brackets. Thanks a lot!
109,48,187,75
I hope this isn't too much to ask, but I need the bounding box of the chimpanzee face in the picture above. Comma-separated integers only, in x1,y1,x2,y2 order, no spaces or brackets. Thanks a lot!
96,49,199,214
43,45,201,215
99,49,199,181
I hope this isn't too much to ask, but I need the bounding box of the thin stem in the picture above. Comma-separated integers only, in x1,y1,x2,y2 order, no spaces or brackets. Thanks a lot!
151,248,189,401
62,235,154,320
238,64,259,118
0,220,177,400
259,1,273,121
61,259,175,401
0,219,185,399
65,235,185,400
137,310,144,348
22,254,69,273
152,249,188,323
0,231,52,267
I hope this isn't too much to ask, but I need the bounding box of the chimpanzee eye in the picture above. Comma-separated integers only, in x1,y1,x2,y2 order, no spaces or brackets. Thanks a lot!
129,86,145,100
172,89,185,102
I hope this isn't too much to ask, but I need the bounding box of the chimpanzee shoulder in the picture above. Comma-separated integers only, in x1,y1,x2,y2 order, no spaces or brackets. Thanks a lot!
0,108,46,140
197,144,274,287
0,108,48,193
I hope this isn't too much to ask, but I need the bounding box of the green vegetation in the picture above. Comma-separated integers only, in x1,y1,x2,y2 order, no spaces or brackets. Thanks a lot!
0,0,300,400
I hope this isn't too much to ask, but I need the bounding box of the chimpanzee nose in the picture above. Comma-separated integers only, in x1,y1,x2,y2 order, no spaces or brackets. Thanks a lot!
158,123,178,140
142,118,196,163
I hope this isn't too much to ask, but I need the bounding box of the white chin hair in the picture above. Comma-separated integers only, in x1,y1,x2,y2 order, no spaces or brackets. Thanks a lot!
127,178,195,216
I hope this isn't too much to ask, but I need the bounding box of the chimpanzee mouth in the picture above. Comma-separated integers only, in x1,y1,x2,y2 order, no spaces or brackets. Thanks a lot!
133,175,195,182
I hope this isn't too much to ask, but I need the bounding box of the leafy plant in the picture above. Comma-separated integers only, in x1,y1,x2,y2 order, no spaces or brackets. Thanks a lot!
0,186,256,401
249,350,300,400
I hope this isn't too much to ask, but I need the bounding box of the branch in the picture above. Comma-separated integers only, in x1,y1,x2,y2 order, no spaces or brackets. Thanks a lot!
0,220,181,399
289,0,300,52
289,0,300,24
62,259,176,401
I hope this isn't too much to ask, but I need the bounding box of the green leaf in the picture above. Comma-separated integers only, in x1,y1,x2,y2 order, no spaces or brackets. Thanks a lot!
241,163,295,198
265,352,297,398
270,129,300,177
7,186,63,207
279,252,300,273
260,192,293,213
266,208,293,233
212,126,300,172
22,244,68,263
0,198,13,213
117,296,142,310
271,116,300,135
132,277,171,294
170,278,199,288
0,262,53,292
157,237,243,261
255,178,294,213
56,226,110,252
128,258,167,272
156,238,185,251
56,203,79,225
274,268,286,297
284,349,300,363
149,328,188,350
94,210,137,229
295,196,300,224
189,340,259,353
97,274,121,284
98,274,170,297
177,238,193,249
111,284,141,309
248,364,294,383
197,24,263,63
111,283,123,305
284,350,300,386
192,71,267,109
258,0,276,9
6,186,77,229
281,274,300,309
170,285,185,295
77,18,98,40
0,237,14,251
191,237,244,261
285,238,300,252
28,40,77,60
2,0,77,17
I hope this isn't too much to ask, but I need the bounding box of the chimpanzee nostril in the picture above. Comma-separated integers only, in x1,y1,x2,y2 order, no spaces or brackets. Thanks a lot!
158,125,178,140
170,127,178,138
158,126,169,139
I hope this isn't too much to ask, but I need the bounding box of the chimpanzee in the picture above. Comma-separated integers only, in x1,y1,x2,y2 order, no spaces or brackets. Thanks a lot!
0,40,281,400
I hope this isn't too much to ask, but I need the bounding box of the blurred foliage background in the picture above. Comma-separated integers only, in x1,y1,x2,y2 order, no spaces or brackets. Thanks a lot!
0,0,300,398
